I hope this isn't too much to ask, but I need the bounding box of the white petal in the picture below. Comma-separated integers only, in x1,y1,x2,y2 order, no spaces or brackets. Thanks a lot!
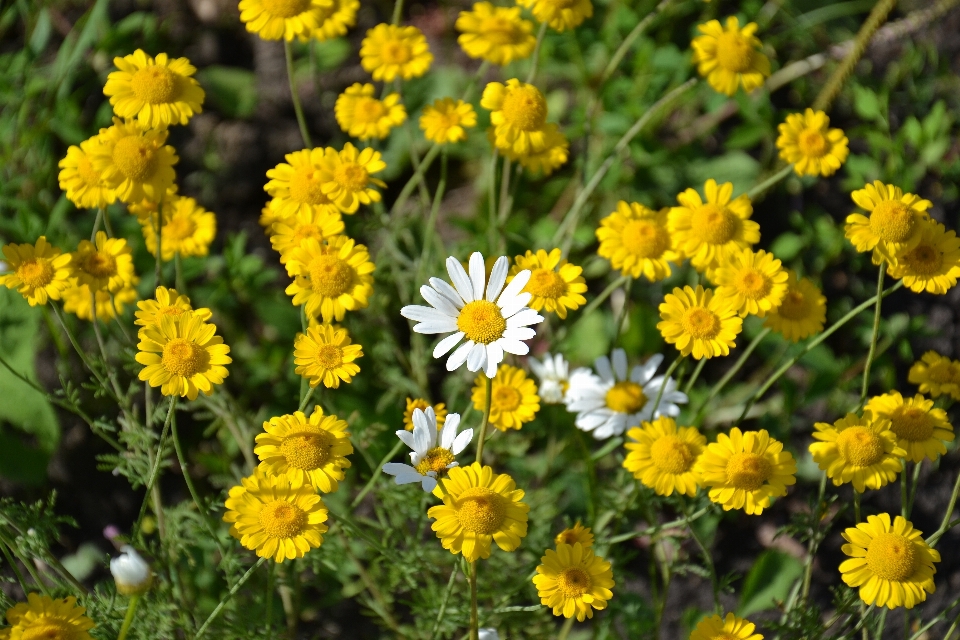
594,355,614,383
421,285,461,317
415,320,459,334
612,349,628,382
440,417,457,449
434,332,465,358
485,342,504,376
401,305,450,323
498,269,530,303
382,464,422,484
452,428,473,454
469,252,486,302
466,342,487,372
502,327,535,341
421,475,438,493
632,353,664,384
498,338,529,356
444,413,461,433
447,257,475,303
396,430,417,450
447,341,474,371
486,257,509,301
506,308,543,327
528,356,546,378
430,277,465,309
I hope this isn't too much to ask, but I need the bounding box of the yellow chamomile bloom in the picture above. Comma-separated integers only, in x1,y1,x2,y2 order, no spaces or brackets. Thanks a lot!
255,408,352,493
696,427,797,515
864,392,954,463
223,470,328,562
692,17,771,96
428,462,529,561
3,594,95,640
72,231,136,293
456,2,536,66
360,24,433,82
505,124,569,176
690,613,763,640
260,198,285,233
63,283,138,321
533,543,614,621
776,109,849,177
140,195,217,261
482,79,550,155
317,143,387,214
624,417,705,497
517,0,593,32
136,313,231,400
293,324,363,388
658,285,743,360
265,149,346,219
0,237,73,306
809,413,905,493
670,179,759,272
711,248,789,318
309,0,358,41
284,236,374,322
762,271,826,342
420,98,477,145
403,397,447,431
128,185,177,222
92,118,178,204
508,248,586,319
886,220,960,294
845,181,932,263
334,83,406,141
58,136,117,209
135,286,212,327
840,513,940,609
908,351,960,400
472,364,540,431
555,522,594,548
270,208,345,275
597,202,680,281
103,50,205,129
239,0,333,41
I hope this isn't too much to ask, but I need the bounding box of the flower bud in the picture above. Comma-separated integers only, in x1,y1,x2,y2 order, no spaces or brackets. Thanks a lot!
110,546,152,596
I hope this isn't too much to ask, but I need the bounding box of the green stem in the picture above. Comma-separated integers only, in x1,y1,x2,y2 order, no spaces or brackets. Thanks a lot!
684,358,707,396
745,164,793,200
612,277,633,345
854,489,862,523
174,252,186,294
134,396,177,538
429,563,460,640
599,0,674,85
469,560,479,640
50,303,113,397
608,506,711,544
524,22,548,84
475,376,493,464
799,473,828,607
298,385,316,412
117,594,140,640
391,0,404,24
0,529,51,596
684,501,720,614
102,206,115,237
155,207,163,288
927,469,960,547
390,144,440,217
859,262,885,410
0,539,30,594
487,151,499,254
195,558,267,639
580,275,630,318
351,439,405,508
91,207,104,242
416,149,449,287
693,328,770,424
284,40,312,148
171,408,226,558
652,355,684,415
557,616,575,640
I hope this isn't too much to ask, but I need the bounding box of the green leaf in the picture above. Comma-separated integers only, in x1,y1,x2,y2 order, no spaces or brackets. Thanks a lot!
737,549,804,617
770,233,805,261
197,66,258,119
852,85,882,122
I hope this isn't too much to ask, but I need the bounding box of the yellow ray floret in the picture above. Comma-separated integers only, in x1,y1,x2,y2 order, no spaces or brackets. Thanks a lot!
403,398,447,431
516,0,593,32
140,195,217,262
776,109,849,177
864,392,954,463
472,364,540,431
293,324,363,388
265,148,345,219
669,179,759,272
0,237,74,306
58,136,117,210
623,416,705,497
692,16,770,96
845,181,932,264
317,143,387,214
270,208,344,275
657,285,743,360
456,2,536,65
555,522,594,548
255,407,353,493
762,271,826,342
72,231,136,293
420,98,477,144
3,593,95,640
482,79,551,155
135,286,212,327
711,247,789,318
63,282,138,321
809,412,905,493
360,23,433,81
689,612,763,640
136,313,231,401
533,543,614,621
103,49,205,129
305,0,358,41
508,248,586,319
334,83,407,141
886,220,960,294
239,0,334,41
284,236,375,322
91,118,178,204
908,351,960,400
597,201,680,281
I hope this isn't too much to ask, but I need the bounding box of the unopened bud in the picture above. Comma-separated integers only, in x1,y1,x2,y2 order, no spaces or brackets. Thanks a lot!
110,546,152,596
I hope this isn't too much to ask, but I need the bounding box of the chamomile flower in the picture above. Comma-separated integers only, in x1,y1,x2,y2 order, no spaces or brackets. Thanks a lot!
110,546,153,596
776,109,849,177
103,50,205,129
509,248,586,319
517,0,594,32
533,543,614,621
886,220,960,294
58,137,117,210
3,594,95,640
865,392,954,463
360,24,433,81
317,143,387,214
239,0,332,41
265,149,345,219
690,613,763,640
0,237,73,306
134,286,212,327
255,408,352,493
658,285,743,359
691,17,771,96
140,195,216,261
908,351,960,400
597,202,680,281
809,413,905,493
556,522,593,548
481,79,550,155
403,398,447,431
623,417,705,497
845,181,932,264
284,236,375,323
91,118,178,204
309,0,358,41
472,364,540,431
270,208,345,274
528,352,570,403
420,98,477,144
383,407,473,493
711,248,789,318
293,324,363,388
72,231,136,293
135,313,231,400
334,83,406,140
762,271,826,342
455,2,536,65
669,179,759,272
63,283,138,321
506,124,570,176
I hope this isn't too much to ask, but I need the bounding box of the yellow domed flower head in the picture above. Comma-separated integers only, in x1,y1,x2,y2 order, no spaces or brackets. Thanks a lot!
692,17,771,96
497,123,570,176
140,195,217,261
0,237,74,306
265,149,343,220
308,0,358,41
127,185,177,223
238,0,333,41
223,470,329,562
284,236,375,322
103,50,205,129
864,392,954,463
886,220,960,294
658,285,743,360
58,136,117,210
533,543,614,621
623,416,705,497
254,407,353,493
845,181,932,264
596,202,680,281
555,522,594,548
3,593,95,640
293,324,363,388
516,0,593,32
420,98,478,145
456,2,536,65
428,462,529,561
92,118,178,204
482,79,551,155
689,612,763,640
508,248,586,319
63,283,138,321
472,364,540,431
317,143,387,214
840,513,940,609
776,109,849,177
908,351,960,400
334,83,407,141
360,24,433,82
762,271,826,342
696,427,797,515
809,412,905,493
711,248,789,318
669,179,759,272
72,231,136,293
403,397,447,431
135,286,212,327
270,209,344,275
135,313,231,400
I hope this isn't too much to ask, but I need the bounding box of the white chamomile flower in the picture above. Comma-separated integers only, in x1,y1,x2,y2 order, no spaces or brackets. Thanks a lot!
383,407,474,492
400,251,544,378
565,349,687,439
110,545,153,595
528,352,570,404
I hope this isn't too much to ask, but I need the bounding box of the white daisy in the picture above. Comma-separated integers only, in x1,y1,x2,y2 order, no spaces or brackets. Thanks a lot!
528,352,570,404
565,349,687,439
382,407,474,492
400,251,544,378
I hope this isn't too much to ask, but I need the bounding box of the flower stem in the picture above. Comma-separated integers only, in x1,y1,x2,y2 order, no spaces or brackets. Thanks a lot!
134,396,177,539
429,562,460,640
927,469,960,547
684,500,721,614
475,376,494,464
487,150,499,254
612,277,633,345
684,357,707,396
799,473,828,606
745,164,793,200
351,439,405,508
416,149,449,287
298,385,316,412
91,207,104,242
557,616,575,640
171,408,226,558
174,251,186,294
284,40,312,148
580,275,630,318
155,206,163,287
693,328,770,424
858,262,886,411
652,355,684,415
469,560,479,640
117,594,140,640
196,557,267,639
525,21,548,84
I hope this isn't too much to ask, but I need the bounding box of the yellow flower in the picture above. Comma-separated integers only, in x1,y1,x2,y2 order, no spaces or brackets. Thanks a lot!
135,313,231,400
623,417,705,497
481,79,551,155
428,462,529,562
293,324,363,388
308,0,358,41
762,271,826,342
555,522,594,548
696,427,797,515
260,199,285,233
360,23,433,82
317,143,387,214
0,237,74,306
711,248,789,318
140,195,217,261
809,413,905,493
265,148,346,219
284,236,374,322
3,594,94,640
516,0,593,32
103,50,205,129
239,0,333,41
223,470,328,562
127,185,178,222
472,364,540,431
689,612,763,640
508,248,586,319
455,2,537,65
254,407,353,493
403,397,447,431
864,392,954,463
886,220,960,294
596,201,680,281
72,231,136,293
420,98,477,144
270,208,344,275
776,109,849,177
532,543,614,621
657,285,743,360
334,83,406,140
498,123,569,176
669,179,759,272
62,283,138,321
91,118,178,204
845,181,932,264
135,286,212,327
58,137,117,210
691,17,771,96
840,513,940,609
908,351,960,400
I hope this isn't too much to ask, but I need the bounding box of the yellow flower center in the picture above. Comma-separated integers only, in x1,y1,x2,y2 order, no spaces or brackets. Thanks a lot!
621,219,669,258
680,307,721,340
130,65,179,104
926,362,955,384
798,128,828,158
479,16,523,44
691,204,738,245
500,85,547,132
165,214,196,241
556,567,592,598
650,435,696,474
715,30,755,73
77,154,102,187
604,381,646,414
865,532,917,582
900,243,942,275
313,343,344,369
261,0,311,18
17,259,54,288
492,385,522,411
525,268,566,300
890,407,935,442
161,338,209,377
333,163,370,193
112,135,158,182
869,200,916,244
288,167,328,205
776,290,808,320
280,430,333,470
20,619,79,640
354,97,387,124
290,223,322,245
725,451,772,491
733,267,771,300
308,254,355,297
414,446,456,476
379,40,412,64
835,426,885,466
456,486,507,534
159,306,186,317
258,499,307,539
456,300,506,344
82,252,118,279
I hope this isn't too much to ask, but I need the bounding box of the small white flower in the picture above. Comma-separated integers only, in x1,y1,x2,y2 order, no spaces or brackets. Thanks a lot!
400,251,544,378
110,545,153,595
383,407,473,492
528,352,570,404
565,349,687,439
478,629,500,640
